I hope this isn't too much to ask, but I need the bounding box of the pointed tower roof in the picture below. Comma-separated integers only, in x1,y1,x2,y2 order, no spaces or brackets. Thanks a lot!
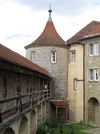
25,8,66,49
67,21,100,45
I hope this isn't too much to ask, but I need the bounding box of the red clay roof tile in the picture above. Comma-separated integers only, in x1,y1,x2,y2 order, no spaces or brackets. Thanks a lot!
25,20,66,49
0,44,51,78
50,100,69,107
67,21,100,45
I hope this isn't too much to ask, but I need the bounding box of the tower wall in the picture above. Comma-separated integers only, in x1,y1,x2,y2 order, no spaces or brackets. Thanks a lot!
26,46,68,100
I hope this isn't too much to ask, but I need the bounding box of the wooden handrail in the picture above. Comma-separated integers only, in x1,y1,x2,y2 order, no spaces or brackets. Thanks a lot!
0,89,50,124
0,96,19,103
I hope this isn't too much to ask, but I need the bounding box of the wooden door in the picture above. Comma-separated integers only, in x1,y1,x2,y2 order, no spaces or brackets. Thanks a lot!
88,103,95,123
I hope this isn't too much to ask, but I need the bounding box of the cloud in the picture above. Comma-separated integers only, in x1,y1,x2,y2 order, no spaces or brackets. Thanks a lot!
0,0,100,57
19,0,100,16
0,0,47,56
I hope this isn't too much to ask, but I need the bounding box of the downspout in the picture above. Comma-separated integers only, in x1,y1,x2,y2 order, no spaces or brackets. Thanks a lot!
80,41,85,122
83,43,85,122
66,44,70,120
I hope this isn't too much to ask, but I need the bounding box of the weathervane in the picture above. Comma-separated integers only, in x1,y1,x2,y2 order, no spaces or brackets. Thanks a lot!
48,4,52,21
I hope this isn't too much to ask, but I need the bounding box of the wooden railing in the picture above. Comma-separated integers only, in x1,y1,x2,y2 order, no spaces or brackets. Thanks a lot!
0,89,50,124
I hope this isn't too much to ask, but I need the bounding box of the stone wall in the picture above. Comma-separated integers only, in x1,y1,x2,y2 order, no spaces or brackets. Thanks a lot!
84,37,100,124
26,46,68,100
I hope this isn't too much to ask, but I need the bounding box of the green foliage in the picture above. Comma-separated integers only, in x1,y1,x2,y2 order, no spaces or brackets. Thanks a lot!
36,124,47,134
36,120,96,134
45,118,59,128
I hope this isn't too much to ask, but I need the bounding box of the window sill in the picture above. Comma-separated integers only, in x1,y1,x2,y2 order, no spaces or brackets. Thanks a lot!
89,80,99,82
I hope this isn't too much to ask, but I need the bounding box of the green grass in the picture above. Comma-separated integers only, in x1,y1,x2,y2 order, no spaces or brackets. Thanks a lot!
46,122,96,134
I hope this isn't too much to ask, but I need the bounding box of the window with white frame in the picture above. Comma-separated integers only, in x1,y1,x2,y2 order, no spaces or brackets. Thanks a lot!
51,51,56,63
89,43,99,56
70,50,76,63
31,51,36,63
89,68,99,81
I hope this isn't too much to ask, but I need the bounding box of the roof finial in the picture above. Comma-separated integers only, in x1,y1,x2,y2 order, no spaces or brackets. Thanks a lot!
48,4,52,21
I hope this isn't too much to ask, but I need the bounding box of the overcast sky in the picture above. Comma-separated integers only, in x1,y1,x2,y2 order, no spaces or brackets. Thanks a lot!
0,0,100,56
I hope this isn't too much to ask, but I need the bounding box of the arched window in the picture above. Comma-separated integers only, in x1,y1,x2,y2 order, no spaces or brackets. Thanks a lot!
3,76,7,98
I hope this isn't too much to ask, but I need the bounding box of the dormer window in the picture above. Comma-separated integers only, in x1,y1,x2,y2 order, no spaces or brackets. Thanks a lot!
31,51,36,63
51,51,56,63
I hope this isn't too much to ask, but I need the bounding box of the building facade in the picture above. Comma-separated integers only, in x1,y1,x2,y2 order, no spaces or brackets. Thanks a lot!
25,9,100,124
0,9,100,134
25,8,68,120
84,36,100,124
67,44,84,122
67,21,100,124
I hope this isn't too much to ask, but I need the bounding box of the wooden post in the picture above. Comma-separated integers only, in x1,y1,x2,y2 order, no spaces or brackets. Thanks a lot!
16,93,22,113
0,110,2,123
56,106,58,117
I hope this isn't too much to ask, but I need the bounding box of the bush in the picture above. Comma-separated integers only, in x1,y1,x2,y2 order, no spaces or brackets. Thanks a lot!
45,118,59,128
78,120,85,125
36,124,46,134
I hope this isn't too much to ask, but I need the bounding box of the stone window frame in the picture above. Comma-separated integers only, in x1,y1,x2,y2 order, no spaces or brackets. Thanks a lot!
89,43,99,56
88,68,99,82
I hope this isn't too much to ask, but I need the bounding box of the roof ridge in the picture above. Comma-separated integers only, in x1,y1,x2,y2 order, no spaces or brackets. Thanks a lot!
67,20,100,44
0,43,51,78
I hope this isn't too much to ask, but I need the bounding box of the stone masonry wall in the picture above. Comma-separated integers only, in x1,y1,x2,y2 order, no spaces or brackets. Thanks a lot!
26,46,68,100
84,37,100,124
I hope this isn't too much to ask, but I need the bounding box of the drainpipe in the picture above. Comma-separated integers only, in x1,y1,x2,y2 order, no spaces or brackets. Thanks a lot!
80,41,85,122
83,43,85,123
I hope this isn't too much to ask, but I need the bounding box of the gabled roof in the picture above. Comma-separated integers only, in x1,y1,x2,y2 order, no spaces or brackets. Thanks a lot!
67,21,100,45
0,44,51,78
25,9,66,49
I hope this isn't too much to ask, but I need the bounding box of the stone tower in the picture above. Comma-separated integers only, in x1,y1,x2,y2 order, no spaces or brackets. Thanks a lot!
25,7,68,101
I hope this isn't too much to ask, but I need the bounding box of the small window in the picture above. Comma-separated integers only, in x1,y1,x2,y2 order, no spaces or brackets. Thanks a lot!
31,51,36,63
70,50,76,63
94,43,99,55
89,69,94,81
89,43,99,56
51,51,56,63
89,44,93,56
89,68,99,81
